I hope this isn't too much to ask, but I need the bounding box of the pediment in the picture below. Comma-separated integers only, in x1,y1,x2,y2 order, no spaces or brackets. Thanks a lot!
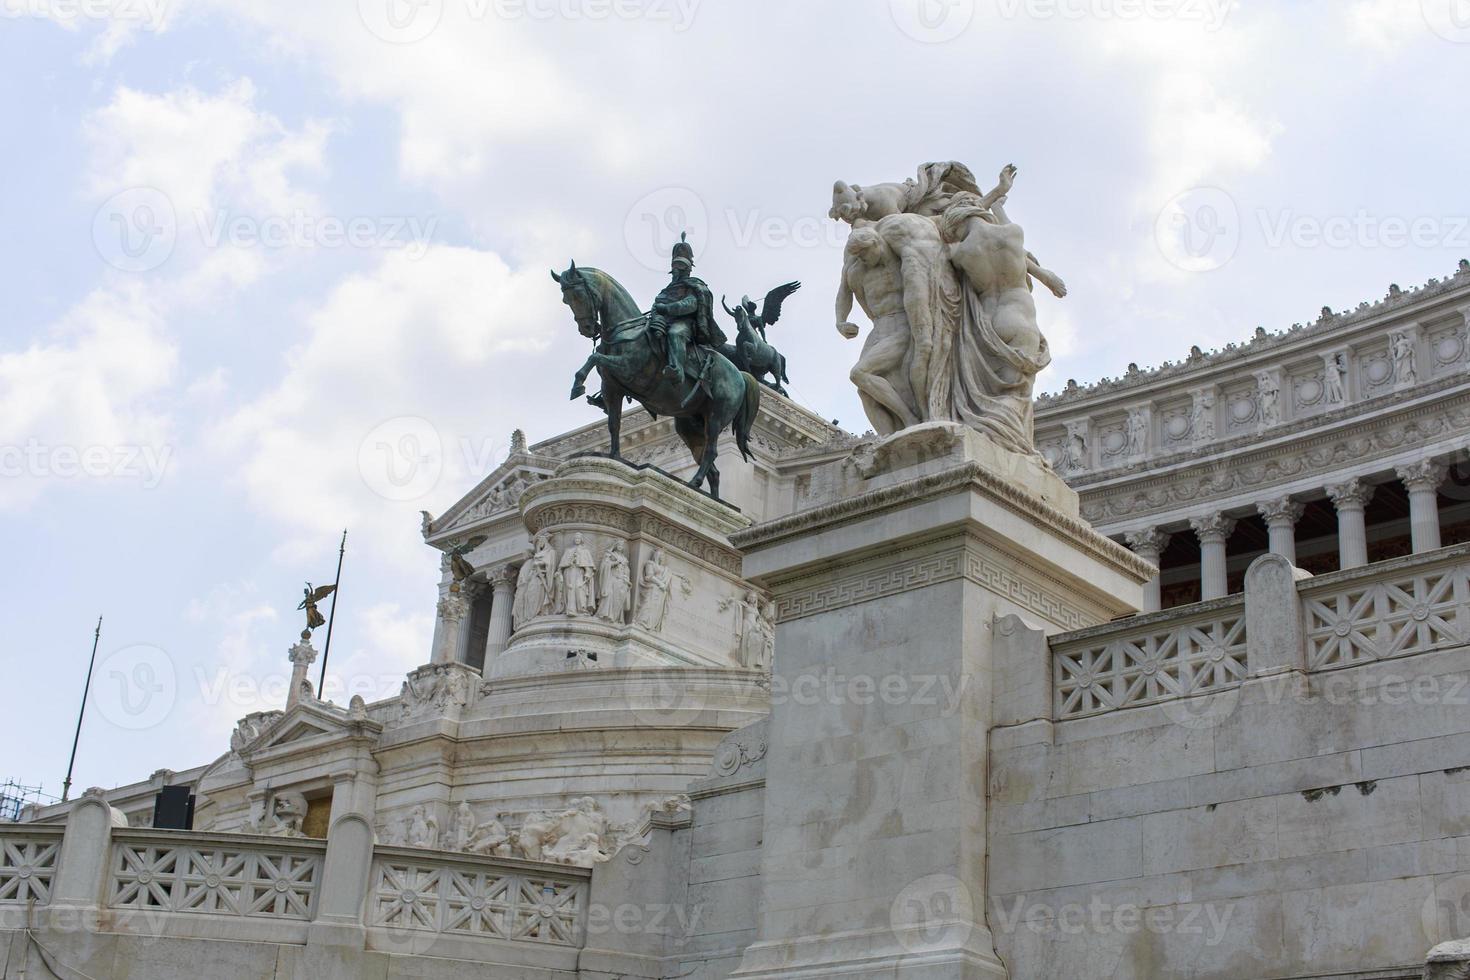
239,701,381,760
429,456,558,540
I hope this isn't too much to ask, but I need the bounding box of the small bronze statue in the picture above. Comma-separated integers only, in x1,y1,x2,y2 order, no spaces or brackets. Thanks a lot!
721,281,800,395
298,582,337,634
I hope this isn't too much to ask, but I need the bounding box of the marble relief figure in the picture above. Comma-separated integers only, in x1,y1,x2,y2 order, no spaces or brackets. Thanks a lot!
595,541,632,624
556,532,597,616
511,532,557,629
832,161,1066,455
633,548,690,632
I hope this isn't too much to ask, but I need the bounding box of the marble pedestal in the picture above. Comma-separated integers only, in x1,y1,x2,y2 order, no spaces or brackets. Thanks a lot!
727,425,1151,979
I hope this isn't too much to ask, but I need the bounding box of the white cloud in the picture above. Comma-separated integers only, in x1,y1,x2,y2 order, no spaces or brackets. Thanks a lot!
213,242,571,565
0,283,176,508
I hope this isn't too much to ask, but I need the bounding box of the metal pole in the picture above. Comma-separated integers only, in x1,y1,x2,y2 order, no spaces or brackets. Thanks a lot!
318,530,347,695
62,616,103,803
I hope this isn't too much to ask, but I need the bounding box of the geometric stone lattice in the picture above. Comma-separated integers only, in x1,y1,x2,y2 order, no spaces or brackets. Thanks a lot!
0,830,62,906
1053,608,1249,719
109,837,322,920
1304,564,1469,670
369,857,584,946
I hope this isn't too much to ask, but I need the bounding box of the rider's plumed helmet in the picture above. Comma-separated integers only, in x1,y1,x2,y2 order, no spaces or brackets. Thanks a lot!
671,231,695,271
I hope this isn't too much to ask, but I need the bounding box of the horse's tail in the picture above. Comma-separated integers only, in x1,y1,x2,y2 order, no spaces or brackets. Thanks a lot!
733,372,761,461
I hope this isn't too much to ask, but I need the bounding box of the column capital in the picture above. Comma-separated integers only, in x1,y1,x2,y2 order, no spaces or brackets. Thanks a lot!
488,565,517,590
1396,459,1448,494
1190,512,1237,545
1256,496,1305,527
436,590,470,623
1124,527,1170,559
1327,477,1376,510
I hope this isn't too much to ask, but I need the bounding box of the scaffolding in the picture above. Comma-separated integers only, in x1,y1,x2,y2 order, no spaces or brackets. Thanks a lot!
0,780,53,822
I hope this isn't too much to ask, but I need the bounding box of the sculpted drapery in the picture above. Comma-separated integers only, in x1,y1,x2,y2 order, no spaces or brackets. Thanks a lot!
832,162,1065,456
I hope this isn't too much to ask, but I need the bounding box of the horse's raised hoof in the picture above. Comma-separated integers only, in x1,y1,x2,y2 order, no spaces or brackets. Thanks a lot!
570,383,586,400
586,393,606,410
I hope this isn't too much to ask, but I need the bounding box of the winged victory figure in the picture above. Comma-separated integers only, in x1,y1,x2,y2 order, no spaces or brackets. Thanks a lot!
721,280,801,396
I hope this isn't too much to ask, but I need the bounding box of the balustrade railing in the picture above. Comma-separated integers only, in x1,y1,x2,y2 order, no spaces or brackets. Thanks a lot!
108,829,324,921
1052,597,1249,719
1048,545,1470,721
0,824,63,907
367,846,587,947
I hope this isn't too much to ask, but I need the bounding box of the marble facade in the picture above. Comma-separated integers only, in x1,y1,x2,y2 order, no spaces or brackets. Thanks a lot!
10,265,1470,979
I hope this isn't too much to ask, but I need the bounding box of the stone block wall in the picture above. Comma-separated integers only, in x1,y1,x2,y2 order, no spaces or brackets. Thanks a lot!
986,546,1470,978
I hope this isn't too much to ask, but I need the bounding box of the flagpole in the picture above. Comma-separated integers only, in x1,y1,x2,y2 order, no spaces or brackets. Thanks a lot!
318,529,347,695
62,616,103,803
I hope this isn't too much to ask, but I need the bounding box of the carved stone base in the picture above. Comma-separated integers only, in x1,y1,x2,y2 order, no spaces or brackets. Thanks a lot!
726,433,1150,980
1428,939,1470,980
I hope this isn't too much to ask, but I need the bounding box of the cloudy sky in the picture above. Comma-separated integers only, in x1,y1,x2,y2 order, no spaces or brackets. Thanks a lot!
3,0,1469,801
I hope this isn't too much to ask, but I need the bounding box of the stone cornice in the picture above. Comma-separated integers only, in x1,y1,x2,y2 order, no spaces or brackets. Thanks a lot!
1080,378,1470,527
732,460,1155,582
1036,262,1470,410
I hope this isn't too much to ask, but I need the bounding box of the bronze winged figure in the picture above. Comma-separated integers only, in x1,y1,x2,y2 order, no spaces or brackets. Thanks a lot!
720,280,801,396
298,582,337,633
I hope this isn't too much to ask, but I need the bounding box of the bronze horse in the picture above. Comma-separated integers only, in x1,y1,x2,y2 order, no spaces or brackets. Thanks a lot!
553,262,760,500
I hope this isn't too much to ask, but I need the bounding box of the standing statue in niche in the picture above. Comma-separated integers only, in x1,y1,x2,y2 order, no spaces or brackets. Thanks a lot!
1392,331,1418,384
511,532,558,629
633,549,691,632
557,533,598,616
595,541,633,624
1324,352,1348,404
830,161,1067,455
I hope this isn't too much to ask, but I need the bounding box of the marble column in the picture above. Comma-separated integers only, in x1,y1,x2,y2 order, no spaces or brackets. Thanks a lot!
484,566,517,665
1125,527,1171,613
1256,496,1305,564
1327,478,1376,570
432,588,470,666
1190,512,1237,601
1397,459,1448,553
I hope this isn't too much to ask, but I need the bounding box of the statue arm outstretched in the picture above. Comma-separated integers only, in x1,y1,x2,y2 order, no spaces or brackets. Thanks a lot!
1025,251,1067,298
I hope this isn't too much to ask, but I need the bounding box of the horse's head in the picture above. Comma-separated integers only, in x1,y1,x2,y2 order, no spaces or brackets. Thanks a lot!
551,261,599,339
